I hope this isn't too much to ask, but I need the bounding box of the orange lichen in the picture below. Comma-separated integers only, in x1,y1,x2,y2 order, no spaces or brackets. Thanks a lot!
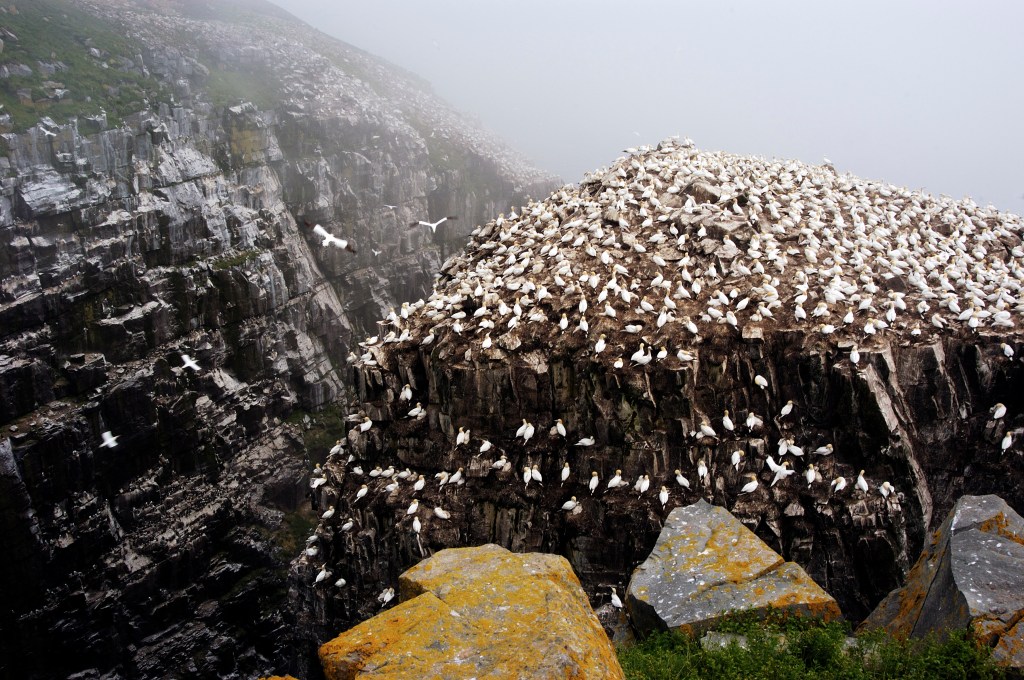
319,545,623,679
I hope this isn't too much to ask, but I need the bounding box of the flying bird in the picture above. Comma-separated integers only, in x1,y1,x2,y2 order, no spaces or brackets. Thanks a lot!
409,215,458,233
307,221,357,253
99,431,119,449
181,354,201,371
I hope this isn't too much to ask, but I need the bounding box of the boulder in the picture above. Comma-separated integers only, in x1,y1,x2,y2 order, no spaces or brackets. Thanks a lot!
319,544,623,680
860,494,1024,670
627,499,841,635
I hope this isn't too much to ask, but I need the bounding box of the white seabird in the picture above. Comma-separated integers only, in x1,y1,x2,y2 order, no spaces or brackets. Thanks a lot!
409,215,458,233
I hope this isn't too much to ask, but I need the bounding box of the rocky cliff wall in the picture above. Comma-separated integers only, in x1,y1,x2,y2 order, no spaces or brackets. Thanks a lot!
294,140,1024,668
0,1,555,677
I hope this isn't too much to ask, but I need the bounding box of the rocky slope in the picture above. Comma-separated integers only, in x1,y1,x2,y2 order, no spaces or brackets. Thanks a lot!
304,139,1024,658
0,1,554,677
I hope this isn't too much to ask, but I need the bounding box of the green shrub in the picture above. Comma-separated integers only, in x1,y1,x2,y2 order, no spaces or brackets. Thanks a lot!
618,618,1006,680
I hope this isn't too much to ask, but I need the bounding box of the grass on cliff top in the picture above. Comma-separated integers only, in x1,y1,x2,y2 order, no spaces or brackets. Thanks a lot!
0,0,163,131
618,617,1006,680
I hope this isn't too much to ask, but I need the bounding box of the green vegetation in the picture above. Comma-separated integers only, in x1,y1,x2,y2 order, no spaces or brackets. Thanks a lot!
202,64,282,110
618,617,1006,680
271,509,318,558
0,0,163,131
211,249,260,271
287,402,350,464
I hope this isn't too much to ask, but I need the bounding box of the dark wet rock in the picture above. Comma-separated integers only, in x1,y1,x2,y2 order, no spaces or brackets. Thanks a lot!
627,500,840,635
0,1,555,678
298,140,1024,658
861,494,1024,671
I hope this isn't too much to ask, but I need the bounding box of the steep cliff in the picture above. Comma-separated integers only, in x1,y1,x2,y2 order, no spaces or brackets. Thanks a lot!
0,1,555,677
303,139,1024,660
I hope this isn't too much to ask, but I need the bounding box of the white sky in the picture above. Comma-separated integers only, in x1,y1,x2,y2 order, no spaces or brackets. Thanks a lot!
270,0,1024,211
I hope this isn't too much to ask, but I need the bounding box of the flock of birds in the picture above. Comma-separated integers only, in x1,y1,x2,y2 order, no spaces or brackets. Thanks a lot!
306,139,1023,606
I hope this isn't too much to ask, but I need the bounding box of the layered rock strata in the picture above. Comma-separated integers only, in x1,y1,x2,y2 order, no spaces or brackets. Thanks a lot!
0,1,554,677
299,139,1024,646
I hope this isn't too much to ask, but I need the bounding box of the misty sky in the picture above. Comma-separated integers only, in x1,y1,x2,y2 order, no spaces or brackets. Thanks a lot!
270,0,1024,211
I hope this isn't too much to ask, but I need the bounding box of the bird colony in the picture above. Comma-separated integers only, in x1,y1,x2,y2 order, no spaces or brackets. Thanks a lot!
309,139,1024,597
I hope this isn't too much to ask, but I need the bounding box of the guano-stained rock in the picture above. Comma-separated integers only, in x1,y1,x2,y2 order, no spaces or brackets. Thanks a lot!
627,500,841,635
861,494,1024,671
319,544,623,680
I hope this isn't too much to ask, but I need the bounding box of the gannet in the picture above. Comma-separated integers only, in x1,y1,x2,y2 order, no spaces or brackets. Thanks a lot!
779,400,794,418
434,506,451,520
181,354,201,371
553,419,567,437
412,516,421,534
531,464,543,484
805,464,818,487
310,223,357,253
738,474,759,494
610,586,623,609
561,496,578,511
589,471,600,494
1002,432,1013,452
754,374,768,389
315,564,329,584
771,462,794,486
359,417,372,432
830,476,847,494
560,462,571,486
99,431,119,448
355,484,368,501
675,469,690,489
491,454,507,469
576,437,595,447
637,474,650,496
456,427,470,446
722,410,734,431
409,215,458,233
321,506,335,520
697,459,709,484
523,466,532,487
855,470,869,494
731,450,744,472
399,384,413,401
992,403,1007,420
607,469,623,490
341,517,354,532
406,499,419,515
413,475,426,492
407,402,424,418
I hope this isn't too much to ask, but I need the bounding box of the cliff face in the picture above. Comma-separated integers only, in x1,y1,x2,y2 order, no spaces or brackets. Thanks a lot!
300,140,1024,659
0,1,555,677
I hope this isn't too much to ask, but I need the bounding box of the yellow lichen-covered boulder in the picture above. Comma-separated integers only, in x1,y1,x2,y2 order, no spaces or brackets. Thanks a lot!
627,499,841,635
318,544,624,680
860,494,1024,671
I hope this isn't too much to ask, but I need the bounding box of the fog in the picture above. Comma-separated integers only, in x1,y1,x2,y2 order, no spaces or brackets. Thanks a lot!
269,0,1024,211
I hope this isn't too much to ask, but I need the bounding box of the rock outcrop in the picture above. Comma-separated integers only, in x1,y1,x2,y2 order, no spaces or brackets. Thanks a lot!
319,544,623,680
627,500,840,635
0,1,555,678
861,494,1024,671
302,138,1024,650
